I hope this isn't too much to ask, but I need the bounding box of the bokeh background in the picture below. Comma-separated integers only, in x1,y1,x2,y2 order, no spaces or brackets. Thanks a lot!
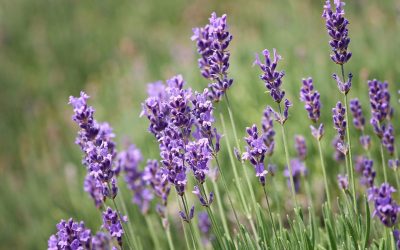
1,0,400,249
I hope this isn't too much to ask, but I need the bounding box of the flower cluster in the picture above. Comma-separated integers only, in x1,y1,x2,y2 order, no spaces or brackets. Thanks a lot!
192,12,233,101
69,92,119,207
254,49,286,103
322,0,352,65
116,144,154,214
355,156,376,188
102,207,128,247
332,73,352,94
349,98,371,151
337,174,349,190
369,183,399,227
242,125,269,186
48,219,92,250
295,135,307,161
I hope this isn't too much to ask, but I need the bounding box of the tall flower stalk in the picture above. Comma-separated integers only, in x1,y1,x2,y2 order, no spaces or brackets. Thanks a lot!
300,77,331,209
323,0,356,210
254,48,297,207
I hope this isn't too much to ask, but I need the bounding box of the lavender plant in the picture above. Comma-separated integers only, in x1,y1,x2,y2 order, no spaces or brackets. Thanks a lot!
47,2,400,249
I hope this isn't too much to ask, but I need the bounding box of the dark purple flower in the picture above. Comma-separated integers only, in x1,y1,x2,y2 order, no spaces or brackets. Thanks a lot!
332,73,352,94
84,174,105,208
368,79,393,123
361,158,376,188
332,101,346,141
349,98,365,130
295,135,307,161
300,77,321,123
369,183,399,227
185,138,213,184
179,205,195,223
337,174,349,190
102,207,127,246
69,92,119,205
48,218,92,250
284,158,307,193
262,106,276,156
242,125,269,186
116,144,153,214
192,12,233,102
310,123,325,141
254,49,285,103
322,0,352,65
382,123,395,155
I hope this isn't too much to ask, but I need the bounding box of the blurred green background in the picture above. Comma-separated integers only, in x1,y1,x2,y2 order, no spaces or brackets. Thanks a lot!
0,0,399,249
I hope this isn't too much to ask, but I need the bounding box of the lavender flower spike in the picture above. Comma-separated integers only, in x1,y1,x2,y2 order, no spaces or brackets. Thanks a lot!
102,207,127,246
349,98,365,130
332,101,346,141
48,218,92,250
192,12,233,102
284,159,307,193
295,135,307,161
369,183,399,227
322,0,352,65
300,77,321,123
254,49,286,103
337,174,349,190
368,79,393,124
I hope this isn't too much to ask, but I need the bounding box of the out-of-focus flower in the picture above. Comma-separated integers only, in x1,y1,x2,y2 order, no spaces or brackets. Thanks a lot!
294,135,307,161
337,174,349,190
300,77,321,123
284,158,307,193
349,98,365,130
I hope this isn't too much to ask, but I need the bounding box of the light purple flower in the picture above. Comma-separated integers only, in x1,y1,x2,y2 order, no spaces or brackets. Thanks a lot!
284,158,307,193
48,218,92,250
102,207,127,246
337,174,349,190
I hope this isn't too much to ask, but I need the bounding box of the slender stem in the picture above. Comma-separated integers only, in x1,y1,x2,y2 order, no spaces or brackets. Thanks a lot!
181,195,198,250
225,94,258,207
166,226,175,250
344,94,357,211
341,64,357,211
263,186,278,243
380,140,389,183
212,180,231,240
177,194,191,250
145,216,162,250
277,103,298,207
317,139,332,210
117,188,140,250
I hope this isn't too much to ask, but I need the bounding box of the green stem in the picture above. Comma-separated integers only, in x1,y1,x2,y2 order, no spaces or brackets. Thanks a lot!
380,143,388,183
263,186,279,245
166,226,175,250
117,188,140,250
340,65,357,211
177,194,191,250
111,198,134,250
317,139,332,210
277,103,298,207
181,195,198,250
145,216,162,250
212,179,231,240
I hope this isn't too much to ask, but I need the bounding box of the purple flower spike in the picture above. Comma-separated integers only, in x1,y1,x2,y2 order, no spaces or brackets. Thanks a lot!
361,158,376,188
254,49,286,103
192,12,233,102
102,207,127,246
242,124,269,186
368,79,393,123
262,106,276,156
91,232,112,250
310,124,325,141
332,101,346,141
198,212,212,235
300,77,321,123
295,135,307,161
284,159,307,193
143,160,171,206
369,183,399,227
185,138,213,184
117,144,153,214
389,159,400,170
337,174,349,190
322,0,352,65
48,218,92,250
332,73,352,94
332,136,345,162
69,92,119,206
382,123,395,155
349,98,365,130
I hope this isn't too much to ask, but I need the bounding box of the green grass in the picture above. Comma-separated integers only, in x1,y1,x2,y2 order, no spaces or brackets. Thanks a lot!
0,0,399,249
